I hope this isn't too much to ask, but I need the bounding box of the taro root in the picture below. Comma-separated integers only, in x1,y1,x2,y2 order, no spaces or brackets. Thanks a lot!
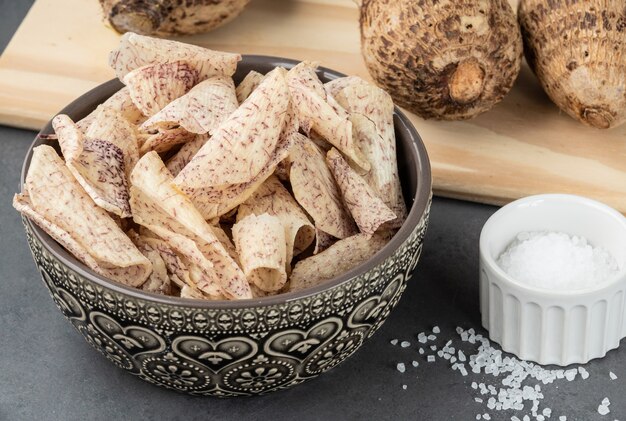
99,0,251,36
359,0,523,120
519,0,626,129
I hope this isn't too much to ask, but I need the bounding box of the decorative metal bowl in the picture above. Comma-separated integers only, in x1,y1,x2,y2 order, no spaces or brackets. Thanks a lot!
20,55,432,396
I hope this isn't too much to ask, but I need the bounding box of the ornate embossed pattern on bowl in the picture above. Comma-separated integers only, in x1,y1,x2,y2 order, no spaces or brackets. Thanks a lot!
19,56,432,396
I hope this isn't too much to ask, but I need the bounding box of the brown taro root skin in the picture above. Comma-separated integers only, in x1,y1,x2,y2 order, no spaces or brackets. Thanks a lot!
519,0,626,129
359,0,523,120
100,0,251,36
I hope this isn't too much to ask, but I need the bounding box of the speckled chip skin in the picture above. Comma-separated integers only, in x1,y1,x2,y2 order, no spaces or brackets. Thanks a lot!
53,115,132,218
288,133,357,240
288,233,388,292
325,76,407,227
173,67,292,219
232,213,288,292
326,148,396,237
129,152,252,299
13,145,151,286
109,32,241,81
238,175,315,267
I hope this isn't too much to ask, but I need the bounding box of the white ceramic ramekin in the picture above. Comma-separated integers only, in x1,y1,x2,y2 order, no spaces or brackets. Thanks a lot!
479,194,626,366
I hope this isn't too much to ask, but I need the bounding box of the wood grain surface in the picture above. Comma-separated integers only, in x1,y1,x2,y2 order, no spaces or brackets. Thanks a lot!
0,0,625,212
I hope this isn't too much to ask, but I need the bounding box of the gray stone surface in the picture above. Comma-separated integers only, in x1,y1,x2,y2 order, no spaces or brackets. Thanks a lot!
1,1,624,420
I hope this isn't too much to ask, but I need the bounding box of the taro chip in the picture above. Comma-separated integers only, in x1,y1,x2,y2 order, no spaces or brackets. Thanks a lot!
326,148,396,236
238,175,315,267
138,126,196,155
13,145,151,286
109,32,240,81
288,233,387,292
129,151,251,299
85,106,140,178
127,230,171,295
166,134,209,176
232,213,287,292
76,86,145,132
288,134,357,239
286,62,369,171
53,115,131,218
314,227,336,254
325,76,408,226
124,60,199,117
141,76,238,134
174,67,291,218
236,70,265,104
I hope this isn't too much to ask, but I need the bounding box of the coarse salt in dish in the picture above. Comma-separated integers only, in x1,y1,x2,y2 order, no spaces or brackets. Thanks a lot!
496,231,619,290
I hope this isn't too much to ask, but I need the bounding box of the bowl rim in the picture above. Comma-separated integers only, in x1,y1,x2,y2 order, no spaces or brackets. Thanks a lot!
21,54,432,309
479,193,626,297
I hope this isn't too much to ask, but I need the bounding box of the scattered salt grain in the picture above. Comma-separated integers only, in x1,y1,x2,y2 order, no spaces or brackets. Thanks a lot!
396,363,406,373
483,414,491,420
430,345,437,351
579,367,590,380
402,384,407,390
603,397,611,406
418,348,425,355
401,341,411,348
428,334,437,341
610,371,617,380
565,369,577,381
475,397,483,403
497,231,619,290
418,333,427,343
511,417,520,421
412,361,419,368
476,415,482,420
471,381,478,389
427,355,435,363
433,326,441,334
459,350,467,362
559,417,567,421
390,339,398,346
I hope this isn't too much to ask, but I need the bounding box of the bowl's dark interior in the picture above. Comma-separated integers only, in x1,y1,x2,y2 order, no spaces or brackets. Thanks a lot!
20,55,431,308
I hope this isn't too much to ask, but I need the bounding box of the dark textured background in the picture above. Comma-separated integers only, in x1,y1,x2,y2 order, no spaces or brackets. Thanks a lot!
0,1,624,419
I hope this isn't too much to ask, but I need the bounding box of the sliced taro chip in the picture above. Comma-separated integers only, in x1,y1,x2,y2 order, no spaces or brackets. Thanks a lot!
274,158,291,181
325,76,408,227
174,67,293,219
124,60,199,117
109,32,240,81
238,175,314,267
165,133,210,176
309,129,333,153
84,106,140,178
286,62,369,171
288,233,387,292
53,115,131,218
175,67,289,187
129,151,251,299
178,133,293,219
141,76,238,135
131,228,192,289
76,86,145,132
138,125,196,155
13,145,151,286
250,284,272,298
232,213,287,292
314,227,336,254
209,223,239,264
236,70,265,104
127,230,171,295
288,133,357,239
180,284,219,300
326,148,396,237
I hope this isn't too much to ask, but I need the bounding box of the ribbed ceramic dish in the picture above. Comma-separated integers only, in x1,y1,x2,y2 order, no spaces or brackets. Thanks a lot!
480,194,626,366
19,55,432,396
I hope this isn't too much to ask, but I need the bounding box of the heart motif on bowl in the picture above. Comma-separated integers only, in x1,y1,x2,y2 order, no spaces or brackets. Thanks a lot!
172,335,258,373
90,311,166,357
263,317,343,362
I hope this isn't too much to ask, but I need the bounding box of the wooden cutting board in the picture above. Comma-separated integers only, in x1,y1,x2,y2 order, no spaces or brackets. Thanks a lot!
1,0,625,212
